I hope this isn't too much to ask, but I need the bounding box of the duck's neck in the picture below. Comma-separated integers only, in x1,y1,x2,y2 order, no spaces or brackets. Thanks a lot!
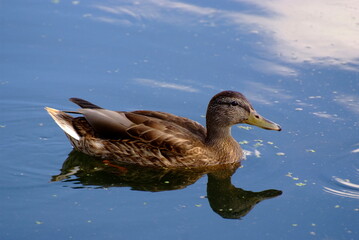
205,124,241,159
205,125,233,145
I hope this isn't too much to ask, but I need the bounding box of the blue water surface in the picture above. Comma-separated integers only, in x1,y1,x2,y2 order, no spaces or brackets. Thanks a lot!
1,1,358,240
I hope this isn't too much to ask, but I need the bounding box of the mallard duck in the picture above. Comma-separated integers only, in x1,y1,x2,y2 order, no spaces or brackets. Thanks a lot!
45,91,281,168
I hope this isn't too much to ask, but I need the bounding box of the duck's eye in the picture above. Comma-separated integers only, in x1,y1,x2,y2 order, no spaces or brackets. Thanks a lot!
230,101,239,106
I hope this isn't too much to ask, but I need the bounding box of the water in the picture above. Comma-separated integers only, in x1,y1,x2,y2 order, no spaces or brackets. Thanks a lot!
1,0,358,239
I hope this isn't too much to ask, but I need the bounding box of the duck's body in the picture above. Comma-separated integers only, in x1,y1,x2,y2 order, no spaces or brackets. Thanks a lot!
46,91,281,168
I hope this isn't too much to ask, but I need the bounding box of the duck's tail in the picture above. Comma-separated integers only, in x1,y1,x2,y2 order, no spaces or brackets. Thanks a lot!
45,107,81,141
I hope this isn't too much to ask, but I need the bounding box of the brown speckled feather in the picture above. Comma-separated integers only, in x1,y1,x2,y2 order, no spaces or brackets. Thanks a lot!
131,110,207,140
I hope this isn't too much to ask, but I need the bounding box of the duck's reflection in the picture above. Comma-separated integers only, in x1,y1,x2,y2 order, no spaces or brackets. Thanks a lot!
52,150,282,219
207,169,282,219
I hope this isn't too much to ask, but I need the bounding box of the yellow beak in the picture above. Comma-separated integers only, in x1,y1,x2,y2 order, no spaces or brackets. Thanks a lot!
244,111,281,131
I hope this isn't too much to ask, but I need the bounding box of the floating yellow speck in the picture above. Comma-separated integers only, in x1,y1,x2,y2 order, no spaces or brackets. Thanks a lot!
195,204,202,207
238,126,253,130
306,149,316,153
335,205,340,208
276,152,285,156
296,182,306,186
35,221,43,225
292,224,298,227
238,140,249,144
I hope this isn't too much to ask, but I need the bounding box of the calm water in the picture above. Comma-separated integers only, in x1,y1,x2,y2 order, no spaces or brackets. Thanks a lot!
1,0,359,239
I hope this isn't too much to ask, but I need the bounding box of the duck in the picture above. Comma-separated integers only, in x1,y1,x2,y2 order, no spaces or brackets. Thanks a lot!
45,91,281,168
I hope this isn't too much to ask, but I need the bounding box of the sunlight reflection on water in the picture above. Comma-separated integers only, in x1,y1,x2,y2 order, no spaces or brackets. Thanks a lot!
91,0,359,70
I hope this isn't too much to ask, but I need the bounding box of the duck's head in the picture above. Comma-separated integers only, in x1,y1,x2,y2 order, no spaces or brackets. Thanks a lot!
206,91,281,131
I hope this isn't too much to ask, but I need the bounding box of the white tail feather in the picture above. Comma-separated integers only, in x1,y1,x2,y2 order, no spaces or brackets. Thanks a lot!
45,107,81,141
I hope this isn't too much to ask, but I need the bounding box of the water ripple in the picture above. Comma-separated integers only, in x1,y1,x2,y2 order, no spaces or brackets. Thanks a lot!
324,173,359,199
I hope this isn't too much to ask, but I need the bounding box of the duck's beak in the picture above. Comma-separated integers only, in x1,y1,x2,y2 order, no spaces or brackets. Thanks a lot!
244,110,281,131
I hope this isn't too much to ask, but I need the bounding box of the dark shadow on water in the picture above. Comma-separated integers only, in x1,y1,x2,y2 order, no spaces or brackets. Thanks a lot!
52,150,282,219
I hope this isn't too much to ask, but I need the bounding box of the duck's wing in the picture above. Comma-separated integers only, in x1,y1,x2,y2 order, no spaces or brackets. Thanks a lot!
132,110,207,140
69,98,133,138
125,111,206,152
